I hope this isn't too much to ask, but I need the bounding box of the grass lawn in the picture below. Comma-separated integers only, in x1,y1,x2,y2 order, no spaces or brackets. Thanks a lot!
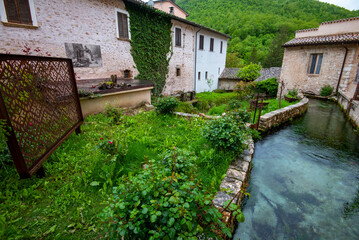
0,108,238,239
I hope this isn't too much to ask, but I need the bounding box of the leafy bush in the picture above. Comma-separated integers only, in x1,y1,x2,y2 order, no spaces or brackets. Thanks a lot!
105,104,124,124
175,102,199,114
256,77,279,97
154,96,178,114
287,88,298,98
230,109,251,124
228,99,242,110
320,84,334,97
212,89,227,93
196,100,210,112
234,81,257,100
203,113,248,151
207,104,228,115
237,63,261,82
101,149,237,239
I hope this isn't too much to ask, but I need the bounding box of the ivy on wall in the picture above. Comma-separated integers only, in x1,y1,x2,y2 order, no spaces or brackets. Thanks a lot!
125,2,173,96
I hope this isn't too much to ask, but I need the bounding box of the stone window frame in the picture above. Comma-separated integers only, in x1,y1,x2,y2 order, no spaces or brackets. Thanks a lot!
174,26,182,48
308,53,323,75
0,0,38,29
115,8,131,41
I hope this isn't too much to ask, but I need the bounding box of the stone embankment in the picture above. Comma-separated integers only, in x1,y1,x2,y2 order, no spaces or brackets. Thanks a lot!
258,97,309,131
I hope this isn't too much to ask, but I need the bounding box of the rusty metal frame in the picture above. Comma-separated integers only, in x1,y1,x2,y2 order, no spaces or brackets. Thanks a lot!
0,54,83,178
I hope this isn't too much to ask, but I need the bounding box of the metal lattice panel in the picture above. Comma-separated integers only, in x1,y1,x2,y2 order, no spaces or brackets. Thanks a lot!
0,54,83,178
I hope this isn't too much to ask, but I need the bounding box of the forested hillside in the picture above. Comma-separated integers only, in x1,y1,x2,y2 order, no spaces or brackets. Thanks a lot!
177,0,359,67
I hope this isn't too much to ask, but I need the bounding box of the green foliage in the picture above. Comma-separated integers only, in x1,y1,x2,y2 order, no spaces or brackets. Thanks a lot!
125,2,172,96
177,0,358,66
237,63,262,82
104,104,124,124
175,102,199,114
234,81,257,100
256,77,279,97
102,149,234,239
212,89,227,93
228,98,243,110
287,88,298,98
320,84,334,97
203,112,249,151
196,100,210,112
207,104,229,116
154,96,179,114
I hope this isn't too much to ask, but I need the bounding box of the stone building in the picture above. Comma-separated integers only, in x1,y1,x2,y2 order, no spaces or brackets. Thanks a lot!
0,0,229,95
281,17,359,100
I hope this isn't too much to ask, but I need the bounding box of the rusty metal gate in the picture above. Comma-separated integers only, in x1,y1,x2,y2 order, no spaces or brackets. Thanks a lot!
0,54,83,178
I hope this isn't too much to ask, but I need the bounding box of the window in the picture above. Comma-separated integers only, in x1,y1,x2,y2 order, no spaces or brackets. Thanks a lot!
210,38,214,52
169,6,174,15
124,70,131,79
220,41,223,54
218,68,220,74
205,71,208,80
116,9,129,39
0,0,37,26
175,27,181,47
198,72,201,80
199,35,204,50
308,54,323,74
176,67,181,77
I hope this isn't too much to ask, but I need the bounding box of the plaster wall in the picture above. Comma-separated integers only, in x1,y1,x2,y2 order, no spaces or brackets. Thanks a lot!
163,19,195,95
338,91,359,128
153,1,187,19
195,29,228,93
295,19,359,38
0,0,138,80
280,44,359,96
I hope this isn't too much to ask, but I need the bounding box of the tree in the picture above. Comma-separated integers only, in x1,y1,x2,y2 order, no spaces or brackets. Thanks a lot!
237,63,262,82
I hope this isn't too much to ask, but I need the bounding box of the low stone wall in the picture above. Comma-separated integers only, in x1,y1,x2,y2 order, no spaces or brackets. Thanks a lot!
80,86,153,117
258,98,309,131
212,138,255,229
337,91,359,128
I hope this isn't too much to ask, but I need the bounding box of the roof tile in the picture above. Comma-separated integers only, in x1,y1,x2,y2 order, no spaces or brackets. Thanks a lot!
283,32,359,47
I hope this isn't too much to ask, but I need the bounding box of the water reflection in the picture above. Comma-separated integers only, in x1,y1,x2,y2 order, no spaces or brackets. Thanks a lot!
234,99,359,240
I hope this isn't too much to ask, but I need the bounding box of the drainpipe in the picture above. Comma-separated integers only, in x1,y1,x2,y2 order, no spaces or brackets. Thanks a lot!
194,27,201,92
336,44,348,94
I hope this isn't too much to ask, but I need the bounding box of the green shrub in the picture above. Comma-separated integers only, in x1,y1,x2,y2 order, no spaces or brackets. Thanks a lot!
196,100,210,112
256,78,279,97
207,104,228,115
212,89,227,93
105,104,124,124
228,99,242,110
287,88,298,98
237,63,262,82
203,113,248,151
154,96,178,114
101,149,239,239
175,102,199,114
320,84,334,97
230,109,251,124
234,81,257,100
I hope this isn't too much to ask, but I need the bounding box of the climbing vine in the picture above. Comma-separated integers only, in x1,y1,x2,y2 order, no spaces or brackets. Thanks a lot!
125,2,173,96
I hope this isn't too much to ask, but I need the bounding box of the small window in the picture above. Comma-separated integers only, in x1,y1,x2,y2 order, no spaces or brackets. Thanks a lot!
308,54,323,74
205,71,208,80
124,70,131,79
210,38,214,52
199,35,204,50
220,41,223,54
176,67,181,77
198,72,201,80
175,27,181,47
218,68,220,74
4,0,32,24
117,10,129,39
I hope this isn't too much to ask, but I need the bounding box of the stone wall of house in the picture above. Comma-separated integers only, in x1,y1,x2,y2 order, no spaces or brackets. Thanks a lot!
163,19,195,95
153,1,187,19
258,98,309,131
337,91,359,128
280,44,359,97
0,0,138,81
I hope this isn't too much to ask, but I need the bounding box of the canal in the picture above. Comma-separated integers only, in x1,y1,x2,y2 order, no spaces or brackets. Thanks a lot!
234,99,359,239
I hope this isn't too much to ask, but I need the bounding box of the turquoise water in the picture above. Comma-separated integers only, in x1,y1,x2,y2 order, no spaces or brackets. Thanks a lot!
234,99,359,240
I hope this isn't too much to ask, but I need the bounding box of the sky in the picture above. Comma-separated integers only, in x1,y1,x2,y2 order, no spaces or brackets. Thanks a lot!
318,0,359,10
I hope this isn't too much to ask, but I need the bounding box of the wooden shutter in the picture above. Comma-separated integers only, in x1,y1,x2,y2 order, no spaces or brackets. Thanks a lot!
220,41,223,53
175,28,181,47
199,35,204,50
117,12,129,39
210,38,214,52
4,0,32,24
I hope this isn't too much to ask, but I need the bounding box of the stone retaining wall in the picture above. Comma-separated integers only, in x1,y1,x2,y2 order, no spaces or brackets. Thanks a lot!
337,91,359,128
258,98,309,131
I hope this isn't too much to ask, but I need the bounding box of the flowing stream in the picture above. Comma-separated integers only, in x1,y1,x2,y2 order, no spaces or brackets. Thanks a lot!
233,99,359,240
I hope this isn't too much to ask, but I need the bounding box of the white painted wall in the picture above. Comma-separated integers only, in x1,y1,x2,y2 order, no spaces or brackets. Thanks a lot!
195,29,228,93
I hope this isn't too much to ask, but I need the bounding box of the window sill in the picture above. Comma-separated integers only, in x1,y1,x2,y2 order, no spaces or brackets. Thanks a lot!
308,74,320,77
117,37,130,42
2,21,38,29
174,45,182,48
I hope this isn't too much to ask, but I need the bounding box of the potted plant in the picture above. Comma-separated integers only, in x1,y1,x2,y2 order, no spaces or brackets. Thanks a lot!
284,88,299,102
